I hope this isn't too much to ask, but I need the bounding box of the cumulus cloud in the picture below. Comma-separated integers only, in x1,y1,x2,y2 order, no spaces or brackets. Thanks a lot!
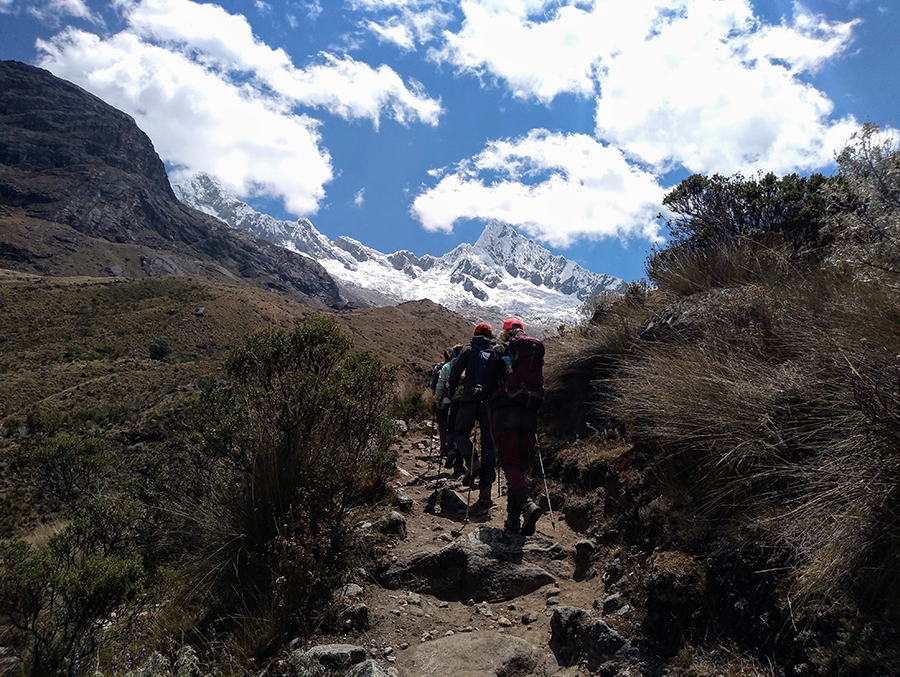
592,0,859,175
37,28,332,214
424,0,858,175
411,130,666,246
35,0,443,215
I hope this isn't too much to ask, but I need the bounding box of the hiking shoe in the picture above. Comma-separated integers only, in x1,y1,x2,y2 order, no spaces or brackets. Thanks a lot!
444,452,457,469
474,484,493,507
462,460,481,487
520,500,543,537
504,514,521,532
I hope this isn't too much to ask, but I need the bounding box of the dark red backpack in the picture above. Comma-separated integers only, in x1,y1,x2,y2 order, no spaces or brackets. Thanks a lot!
500,334,544,410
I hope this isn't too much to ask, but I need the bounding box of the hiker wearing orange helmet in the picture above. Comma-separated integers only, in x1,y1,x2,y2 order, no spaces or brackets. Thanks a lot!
481,317,546,535
446,322,497,507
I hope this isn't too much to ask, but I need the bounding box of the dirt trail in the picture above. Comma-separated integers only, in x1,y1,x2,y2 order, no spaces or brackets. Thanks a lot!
324,422,606,676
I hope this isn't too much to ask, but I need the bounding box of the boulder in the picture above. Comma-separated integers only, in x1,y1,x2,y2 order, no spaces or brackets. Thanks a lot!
395,631,552,676
344,659,398,677
289,644,366,676
379,527,567,602
549,606,636,669
371,511,407,539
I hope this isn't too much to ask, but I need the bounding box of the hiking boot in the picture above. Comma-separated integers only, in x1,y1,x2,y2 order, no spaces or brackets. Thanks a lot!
462,460,481,487
504,514,521,532
444,451,457,469
520,499,543,537
472,484,494,510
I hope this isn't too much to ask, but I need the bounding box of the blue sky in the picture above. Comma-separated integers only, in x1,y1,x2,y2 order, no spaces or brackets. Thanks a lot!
1,0,897,283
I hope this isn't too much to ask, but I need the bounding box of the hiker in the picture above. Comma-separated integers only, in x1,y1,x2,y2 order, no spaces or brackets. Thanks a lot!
447,323,497,507
431,347,454,460
433,345,462,467
483,317,545,536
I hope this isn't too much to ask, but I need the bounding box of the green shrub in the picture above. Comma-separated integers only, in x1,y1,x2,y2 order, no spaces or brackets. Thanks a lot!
0,496,152,675
393,390,431,424
172,315,398,643
148,337,172,361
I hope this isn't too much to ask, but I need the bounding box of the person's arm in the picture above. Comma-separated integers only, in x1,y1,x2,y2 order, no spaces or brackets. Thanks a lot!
434,362,451,402
447,346,469,396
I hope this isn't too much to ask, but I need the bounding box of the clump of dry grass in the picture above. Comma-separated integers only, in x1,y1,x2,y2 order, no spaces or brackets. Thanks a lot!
608,265,900,619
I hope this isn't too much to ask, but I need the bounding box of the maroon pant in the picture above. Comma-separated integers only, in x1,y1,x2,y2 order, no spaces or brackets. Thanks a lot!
491,405,538,493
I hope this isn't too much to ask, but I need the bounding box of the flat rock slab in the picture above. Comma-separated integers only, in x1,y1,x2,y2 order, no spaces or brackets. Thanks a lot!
379,527,569,601
395,632,555,676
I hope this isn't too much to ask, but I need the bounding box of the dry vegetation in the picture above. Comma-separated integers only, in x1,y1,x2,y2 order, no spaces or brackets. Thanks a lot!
540,124,900,674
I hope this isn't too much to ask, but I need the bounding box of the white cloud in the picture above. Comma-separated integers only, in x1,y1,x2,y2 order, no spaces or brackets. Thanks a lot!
253,0,271,14
423,0,859,174
592,0,860,175
353,188,366,206
35,0,443,215
116,0,442,127
302,1,322,21
0,0,15,12
23,0,101,23
412,130,666,246
365,7,453,50
37,28,332,215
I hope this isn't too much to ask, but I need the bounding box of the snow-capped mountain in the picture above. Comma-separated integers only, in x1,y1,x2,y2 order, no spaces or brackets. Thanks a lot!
173,173,625,327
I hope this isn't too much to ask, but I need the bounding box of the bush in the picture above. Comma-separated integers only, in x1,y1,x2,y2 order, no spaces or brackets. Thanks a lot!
393,390,431,425
148,337,172,361
173,315,398,643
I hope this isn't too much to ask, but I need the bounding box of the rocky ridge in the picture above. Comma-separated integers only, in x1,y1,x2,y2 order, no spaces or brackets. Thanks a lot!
0,60,340,307
173,173,626,328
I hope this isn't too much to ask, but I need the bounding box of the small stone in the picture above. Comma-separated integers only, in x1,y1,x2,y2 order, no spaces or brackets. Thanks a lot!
399,643,409,650
420,632,433,642
458,626,475,633
521,611,539,625
444,630,455,637
437,601,449,609
476,602,493,617
407,592,422,606
545,587,562,598
390,609,401,616
466,599,475,606
382,647,393,656
546,598,560,606
507,603,517,610
408,607,425,617
387,655,396,663
439,534,452,542
498,617,512,627
193,307,206,316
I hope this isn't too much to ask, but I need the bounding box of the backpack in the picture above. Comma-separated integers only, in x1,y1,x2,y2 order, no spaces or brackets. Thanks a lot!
498,335,544,410
430,362,445,395
471,347,495,400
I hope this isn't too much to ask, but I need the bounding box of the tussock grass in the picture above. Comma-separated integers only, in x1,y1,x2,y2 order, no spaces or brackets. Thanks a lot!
609,265,900,619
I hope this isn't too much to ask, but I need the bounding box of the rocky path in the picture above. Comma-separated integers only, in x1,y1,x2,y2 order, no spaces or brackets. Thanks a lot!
289,423,640,677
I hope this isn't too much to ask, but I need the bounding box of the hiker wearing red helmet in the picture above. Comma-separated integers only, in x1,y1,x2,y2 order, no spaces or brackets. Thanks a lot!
481,317,545,535
446,322,497,507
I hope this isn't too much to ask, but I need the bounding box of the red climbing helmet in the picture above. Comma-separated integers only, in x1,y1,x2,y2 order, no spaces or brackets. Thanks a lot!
502,317,524,332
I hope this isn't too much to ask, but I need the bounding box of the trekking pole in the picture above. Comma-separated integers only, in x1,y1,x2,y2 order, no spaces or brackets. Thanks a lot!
484,406,502,500
535,434,556,531
431,404,444,490
464,420,478,524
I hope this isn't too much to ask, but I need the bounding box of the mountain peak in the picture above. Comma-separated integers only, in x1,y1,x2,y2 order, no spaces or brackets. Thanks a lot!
173,175,626,326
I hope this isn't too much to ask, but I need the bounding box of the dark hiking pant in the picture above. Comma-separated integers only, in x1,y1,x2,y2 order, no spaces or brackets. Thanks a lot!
435,404,449,454
492,405,538,514
454,400,496,486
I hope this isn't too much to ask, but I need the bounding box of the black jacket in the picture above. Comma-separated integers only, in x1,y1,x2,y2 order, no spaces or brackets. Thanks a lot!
447,335,495,402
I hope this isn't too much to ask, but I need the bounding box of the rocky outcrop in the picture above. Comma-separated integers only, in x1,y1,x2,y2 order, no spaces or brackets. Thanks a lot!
0,60,340,306
379,527,567,601
396,632,553,676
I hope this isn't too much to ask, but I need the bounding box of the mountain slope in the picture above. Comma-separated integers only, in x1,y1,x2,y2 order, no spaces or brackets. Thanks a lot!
0,60,340,307
174,173,626,326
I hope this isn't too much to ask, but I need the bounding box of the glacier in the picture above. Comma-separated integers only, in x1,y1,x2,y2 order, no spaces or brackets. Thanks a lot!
173,173,626,330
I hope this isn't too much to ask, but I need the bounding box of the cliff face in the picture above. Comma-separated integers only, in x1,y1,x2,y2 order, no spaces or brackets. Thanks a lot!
0,60,340,306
